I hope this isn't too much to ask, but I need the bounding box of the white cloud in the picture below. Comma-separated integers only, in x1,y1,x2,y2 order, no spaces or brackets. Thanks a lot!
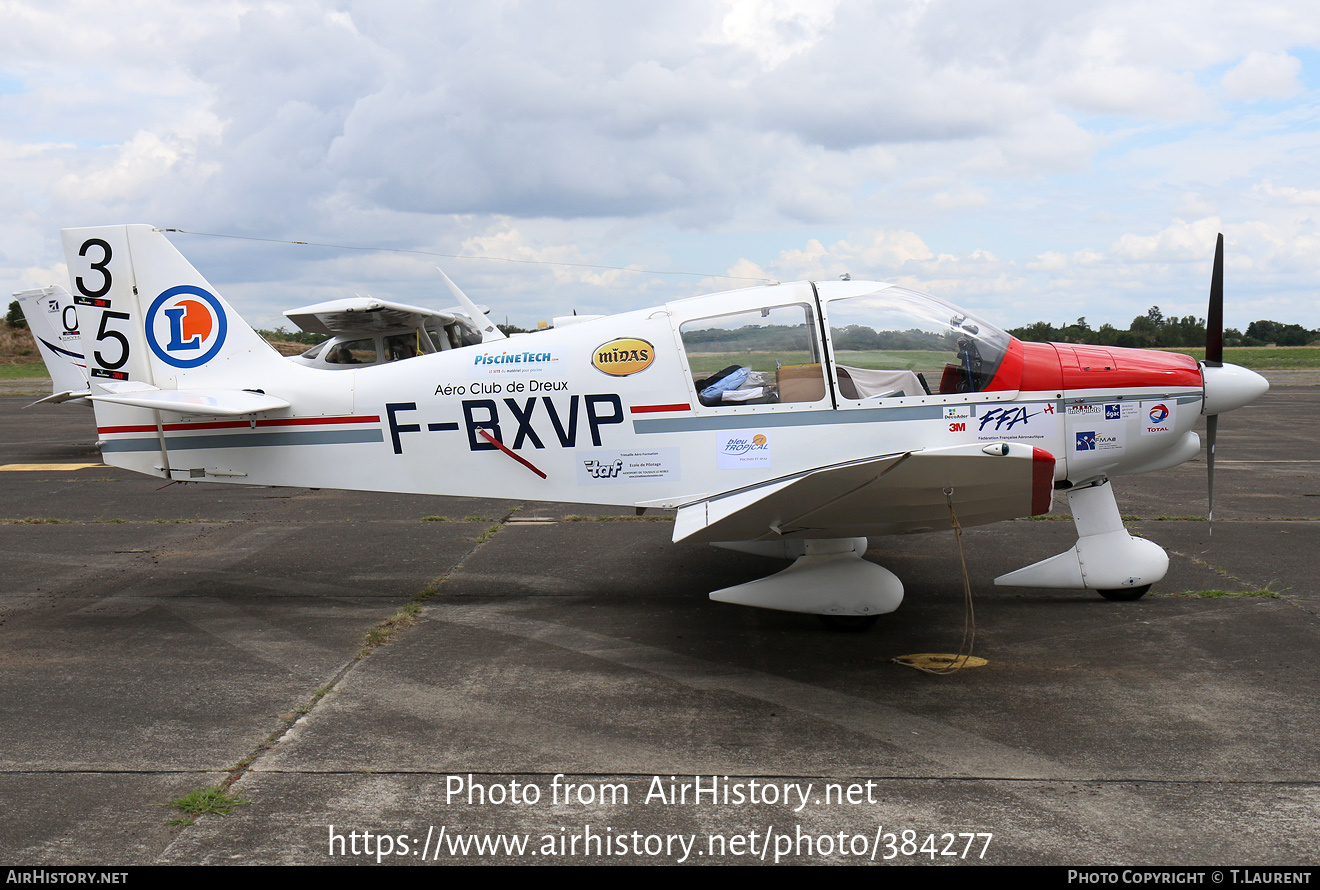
1,0,1319,330
1222,51,1303,101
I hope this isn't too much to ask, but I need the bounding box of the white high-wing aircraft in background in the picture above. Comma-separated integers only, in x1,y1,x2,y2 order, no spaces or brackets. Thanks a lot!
34,225,1269,629
14,283,498,401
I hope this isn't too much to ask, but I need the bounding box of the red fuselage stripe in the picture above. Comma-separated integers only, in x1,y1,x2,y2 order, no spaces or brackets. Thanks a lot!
98,415,380,435
630,403,690,414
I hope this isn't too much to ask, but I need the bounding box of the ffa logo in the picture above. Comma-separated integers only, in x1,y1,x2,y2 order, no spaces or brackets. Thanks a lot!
146,286,228,368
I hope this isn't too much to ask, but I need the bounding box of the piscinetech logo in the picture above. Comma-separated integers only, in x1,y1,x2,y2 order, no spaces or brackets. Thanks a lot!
146,285,228,368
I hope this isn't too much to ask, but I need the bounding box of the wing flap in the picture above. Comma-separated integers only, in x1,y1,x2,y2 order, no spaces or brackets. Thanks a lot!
674,443,1055,543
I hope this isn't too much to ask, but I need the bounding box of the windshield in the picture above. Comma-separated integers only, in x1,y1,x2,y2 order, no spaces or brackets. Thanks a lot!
825,286,1011,395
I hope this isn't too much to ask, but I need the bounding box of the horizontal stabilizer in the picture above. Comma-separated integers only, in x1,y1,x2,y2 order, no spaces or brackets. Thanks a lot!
89,383,289,416
26,390,91,407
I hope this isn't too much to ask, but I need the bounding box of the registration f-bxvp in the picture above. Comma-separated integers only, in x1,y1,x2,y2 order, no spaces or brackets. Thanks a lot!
54,225,1267,629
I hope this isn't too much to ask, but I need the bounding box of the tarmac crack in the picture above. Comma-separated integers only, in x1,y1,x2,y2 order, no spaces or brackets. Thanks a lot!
154,505,525,858
1164,546,1316,617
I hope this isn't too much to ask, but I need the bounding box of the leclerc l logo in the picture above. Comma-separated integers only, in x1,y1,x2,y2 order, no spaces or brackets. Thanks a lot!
145,285,228,368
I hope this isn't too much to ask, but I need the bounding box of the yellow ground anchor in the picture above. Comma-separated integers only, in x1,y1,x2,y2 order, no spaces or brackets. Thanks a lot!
893,654,988,670
893,487,984,675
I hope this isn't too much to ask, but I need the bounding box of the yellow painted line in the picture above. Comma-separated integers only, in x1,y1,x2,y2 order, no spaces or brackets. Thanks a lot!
0,463,104,471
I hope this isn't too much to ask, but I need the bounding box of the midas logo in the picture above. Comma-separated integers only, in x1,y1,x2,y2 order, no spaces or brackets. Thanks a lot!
146,285,228,368
592,338,653,376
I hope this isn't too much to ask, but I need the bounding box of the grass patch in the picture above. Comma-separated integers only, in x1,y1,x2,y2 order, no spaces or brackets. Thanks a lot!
475,523,503,543
0,517,69,524
561,514,674,522
359,603,422,657
463,515,493,522
1178,589,1280,599
685,349,951,376
0,362,48,379
421,515,451,522
1154,515,1207,521
295,685,335,715
168,786,250,823
1155,345,1320,370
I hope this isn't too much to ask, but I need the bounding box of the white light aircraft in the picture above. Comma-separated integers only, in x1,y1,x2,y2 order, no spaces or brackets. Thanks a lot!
50,225,1268,629
12,284,90,404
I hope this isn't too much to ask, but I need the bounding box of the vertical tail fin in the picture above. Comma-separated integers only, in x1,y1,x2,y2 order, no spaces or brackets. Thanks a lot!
12,285,90,400
61,224,284,391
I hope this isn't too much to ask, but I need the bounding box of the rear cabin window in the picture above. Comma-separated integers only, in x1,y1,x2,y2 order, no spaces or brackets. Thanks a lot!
680,304,826,407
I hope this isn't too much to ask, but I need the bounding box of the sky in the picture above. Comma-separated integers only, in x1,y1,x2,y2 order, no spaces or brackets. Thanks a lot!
2,0,1318,333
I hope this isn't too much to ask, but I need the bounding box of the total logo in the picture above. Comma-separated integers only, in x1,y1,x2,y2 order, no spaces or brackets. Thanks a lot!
1148,403,1169,424
146,286,228,368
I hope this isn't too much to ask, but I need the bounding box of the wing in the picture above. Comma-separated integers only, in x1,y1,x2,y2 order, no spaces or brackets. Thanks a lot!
673,442,1056,543
282,297,461,336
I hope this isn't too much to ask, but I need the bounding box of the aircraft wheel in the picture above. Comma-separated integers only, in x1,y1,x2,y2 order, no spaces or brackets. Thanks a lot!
1097,584,1152,602
818,614,881,632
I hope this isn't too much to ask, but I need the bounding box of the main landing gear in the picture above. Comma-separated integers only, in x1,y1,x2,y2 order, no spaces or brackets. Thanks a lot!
994,478,1167,599
707,537,903,623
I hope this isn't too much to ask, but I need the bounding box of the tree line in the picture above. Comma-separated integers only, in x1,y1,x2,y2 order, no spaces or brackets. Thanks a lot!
1007,307,1318,349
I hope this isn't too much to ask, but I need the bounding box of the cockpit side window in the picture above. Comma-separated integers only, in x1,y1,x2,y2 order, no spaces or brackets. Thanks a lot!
324,338,378,365
825,288,1010,400
384,332,420,362
679,303,826,407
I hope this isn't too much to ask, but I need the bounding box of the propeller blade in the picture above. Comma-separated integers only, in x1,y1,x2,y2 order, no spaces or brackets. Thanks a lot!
436,266,506,342
1206,413,1217,535
1204,233,1225,535
1206,233,1224,367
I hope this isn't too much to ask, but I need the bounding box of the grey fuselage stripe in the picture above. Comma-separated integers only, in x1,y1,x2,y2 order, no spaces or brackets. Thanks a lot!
100,429,385,453
633,392,1202,434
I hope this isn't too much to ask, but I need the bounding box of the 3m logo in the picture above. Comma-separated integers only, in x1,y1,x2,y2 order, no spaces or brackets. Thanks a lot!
949,422,966,432
146,286,228,368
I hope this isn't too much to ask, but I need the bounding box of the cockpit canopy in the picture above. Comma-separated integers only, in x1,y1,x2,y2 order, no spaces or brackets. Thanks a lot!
677,282,1012,407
